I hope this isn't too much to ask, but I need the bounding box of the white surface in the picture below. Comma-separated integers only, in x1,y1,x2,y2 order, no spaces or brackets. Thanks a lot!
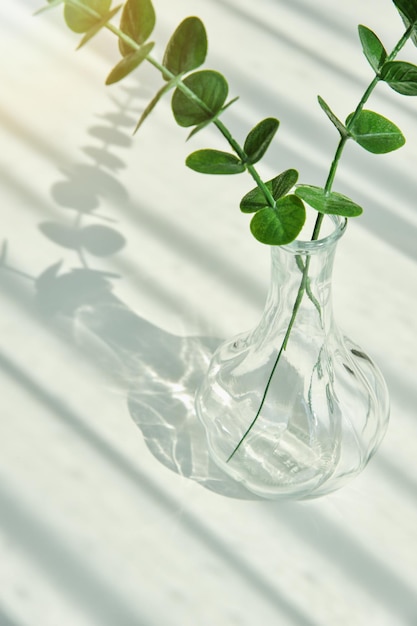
1,1,417,625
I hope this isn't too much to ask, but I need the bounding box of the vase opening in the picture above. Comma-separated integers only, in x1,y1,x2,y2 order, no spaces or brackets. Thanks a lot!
285,213,347,254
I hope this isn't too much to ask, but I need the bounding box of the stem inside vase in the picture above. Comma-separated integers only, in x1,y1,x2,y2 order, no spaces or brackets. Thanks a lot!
226,213,346,462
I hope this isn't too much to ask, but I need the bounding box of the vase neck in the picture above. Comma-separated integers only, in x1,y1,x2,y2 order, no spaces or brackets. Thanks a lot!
262,222,345,334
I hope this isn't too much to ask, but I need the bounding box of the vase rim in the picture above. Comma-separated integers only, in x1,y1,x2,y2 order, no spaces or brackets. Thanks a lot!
281,215,347,254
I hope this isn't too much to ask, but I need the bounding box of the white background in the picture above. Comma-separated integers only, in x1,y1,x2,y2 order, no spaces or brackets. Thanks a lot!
1,1,417,625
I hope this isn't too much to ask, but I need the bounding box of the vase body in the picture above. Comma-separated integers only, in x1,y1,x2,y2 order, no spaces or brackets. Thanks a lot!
195,217,390,499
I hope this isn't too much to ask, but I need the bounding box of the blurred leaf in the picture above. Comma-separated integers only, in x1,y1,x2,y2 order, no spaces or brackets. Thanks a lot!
240,169,298,213
295,185,363,217
77,4,122,49
250,195,305,245
243,118,279,164
346,109,405,153
358,25,387,72
133,79,177,133
64,0,111,33
171,70,228,127
317,96,347,136
119,0,156,56
163,17,207,79
380,60,417,95
80,224,126,256
34,0,64,16
105,42,154,84
186,149,245,174
392,0,417,46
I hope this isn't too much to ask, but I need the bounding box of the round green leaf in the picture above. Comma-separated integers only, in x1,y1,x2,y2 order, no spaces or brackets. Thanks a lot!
380,61,417,96
171,70,228,127
186,149,245,174
64,0,111,33
243,118,279,164
105,42,154,85
119,0,156,56
240,169,298,213
250,195,305,245
163,17,207,78
346,109,405,153
295,185,363,217
358,25,387,73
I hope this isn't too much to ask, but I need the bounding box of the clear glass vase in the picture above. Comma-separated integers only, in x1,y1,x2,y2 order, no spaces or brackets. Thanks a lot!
195,216,390,499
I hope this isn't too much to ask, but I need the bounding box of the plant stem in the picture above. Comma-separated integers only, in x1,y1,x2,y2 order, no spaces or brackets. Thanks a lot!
226,265,309,463
214,120,276,207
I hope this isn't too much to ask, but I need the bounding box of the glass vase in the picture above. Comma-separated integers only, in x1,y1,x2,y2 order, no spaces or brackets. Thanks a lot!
195,215,390,499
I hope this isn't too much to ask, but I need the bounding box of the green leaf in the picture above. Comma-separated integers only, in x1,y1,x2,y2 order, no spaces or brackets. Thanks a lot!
240,169,298,213
358,25,387,72
119,0,156,56
317,96,347,136
162,17,207,79
393,0,417,21
171,70,228,127
250,195,306,245
295,185,363,217
270,169,299,202
186,149,245,174
77,4,122,49
105,41,154,84
380,60,417,95
392,0,417,46
346,109,405,153
187,97,239,139
243,118,279,164
133,79,177,134
64,0,111,33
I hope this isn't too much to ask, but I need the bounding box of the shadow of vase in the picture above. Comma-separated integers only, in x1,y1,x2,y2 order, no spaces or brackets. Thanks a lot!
35,263,259,500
